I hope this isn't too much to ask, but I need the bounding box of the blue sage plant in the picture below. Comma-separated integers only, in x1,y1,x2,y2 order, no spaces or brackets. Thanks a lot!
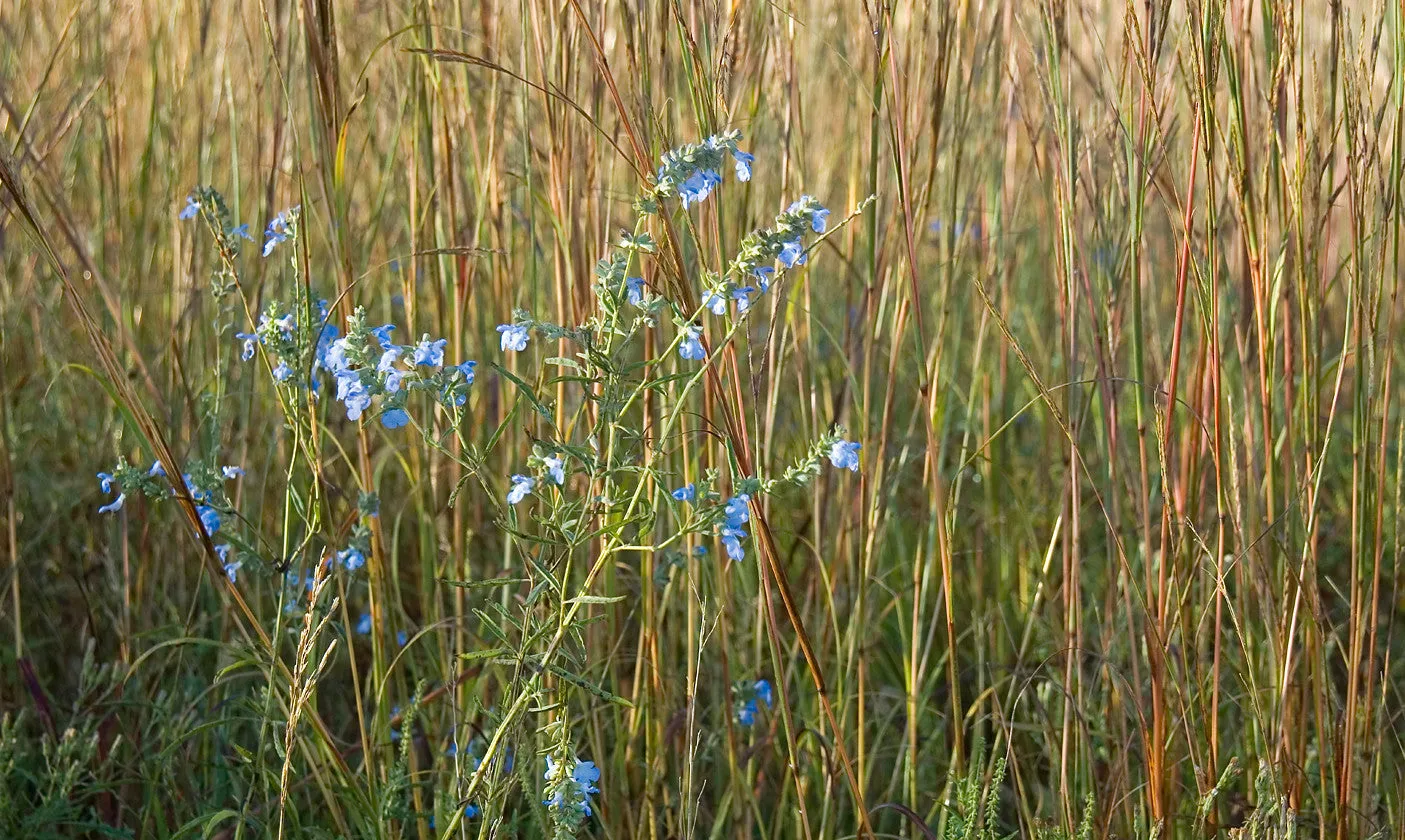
108,132,867,837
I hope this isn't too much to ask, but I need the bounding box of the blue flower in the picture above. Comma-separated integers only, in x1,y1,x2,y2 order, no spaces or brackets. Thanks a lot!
381,408,410,429
377,346,402,373
751,265,775,292
702,290,728,316
356,612,372,635
672,484,695,502
337,546,366,571
322,338,350,374
730,286,755,313
314,325,340,370
98,493,125,514
180,475,208,502
272,361,294,382
262,208,296,257
464,804,480,819
370,324,396,348
197,505,222,535
507,474,535,505
754,679,773,709
544,755,601,818
97,472,115,494
810,205,830,233
778,237,806,268
732,149,754,182
228,223,252,241
626,276,645,307
397,629,409,646
497,323,530,353
678,326,706,361
454,360,477,383
382,369,405,394
544,455,566,485
222,465,245,480
178,195,200,220
573,761,601,795
724,494,750,526
218,546,241,583
737,679,773,726
829,439,861,471
720,526,747,561
149,461,167,477
412,337,447,367
235,332,258,361
679,168,722,209
336,372,372,421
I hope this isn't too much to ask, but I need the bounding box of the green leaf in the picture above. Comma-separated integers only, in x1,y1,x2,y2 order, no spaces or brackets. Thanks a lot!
440,576,528,590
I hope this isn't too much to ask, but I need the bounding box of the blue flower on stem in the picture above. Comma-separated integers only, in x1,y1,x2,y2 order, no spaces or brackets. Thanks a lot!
625,276,645,307
678,326,706,361
778,238,806,268
382,369,405,394
730,286,755,313
702,290,728,316
737,679,774,726
336,372,372,421
337,546,366,572
679,169,722,209
262,207,297,257
829,439,862,471
507,474,535,505
497,323,530,353
178,195,200,220
97,472,115,494
272,361,294,382
98,494,125,515
356,612,372,635
217,546,241,583
672,483,695,503
370,324,396,348
396,629,409,647
544,755,601,819
234,332,258,361
412,337,447,367
222,465,245,480
544,455,566,485
196,505,222,535
381,408,410,430
732,150,754,182
751,265,775,292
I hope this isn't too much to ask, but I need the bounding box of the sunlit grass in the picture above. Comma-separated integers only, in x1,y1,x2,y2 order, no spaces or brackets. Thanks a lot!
0,1,1402,839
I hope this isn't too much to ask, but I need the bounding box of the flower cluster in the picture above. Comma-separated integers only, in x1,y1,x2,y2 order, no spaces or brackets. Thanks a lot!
718,493,751,561
233,303,477,427
177,187,254,254
96,457,246,580
235,298,328,385
779,428,863,485
650,129,753,209
697,194,830,317
543,751,601,834
506,447,569,506
735,678,774,726
262,205,300,257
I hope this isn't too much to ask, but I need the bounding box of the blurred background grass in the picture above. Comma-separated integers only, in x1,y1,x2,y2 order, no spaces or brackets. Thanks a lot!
1,0,1403,837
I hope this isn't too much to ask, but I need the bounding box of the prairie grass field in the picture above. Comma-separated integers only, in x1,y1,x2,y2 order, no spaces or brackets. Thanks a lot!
2,0,1405,837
